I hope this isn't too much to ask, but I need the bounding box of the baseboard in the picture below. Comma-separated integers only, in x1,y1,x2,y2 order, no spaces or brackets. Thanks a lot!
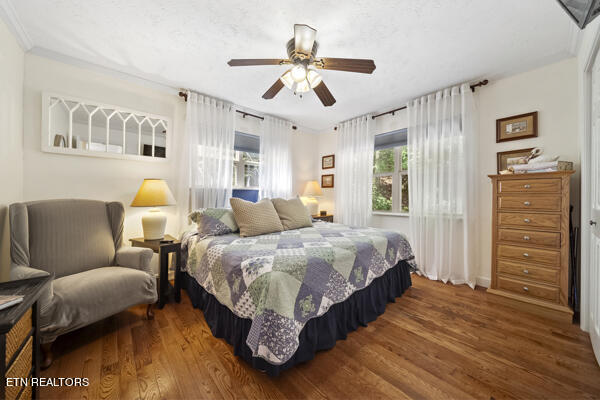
476,276,491,288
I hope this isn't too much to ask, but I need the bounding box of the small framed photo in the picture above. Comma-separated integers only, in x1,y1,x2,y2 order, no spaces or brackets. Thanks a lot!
322,154,335,169
321,174,334,188
497,148,534,173
496,112,538,143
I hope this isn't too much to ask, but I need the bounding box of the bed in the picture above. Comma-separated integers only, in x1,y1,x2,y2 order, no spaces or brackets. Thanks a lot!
180,221,415,376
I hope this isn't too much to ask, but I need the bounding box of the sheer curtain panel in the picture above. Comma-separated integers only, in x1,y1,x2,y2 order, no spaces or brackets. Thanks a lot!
176,92,235,226
259,116,293,199
335,115,374,226
407,84,478,287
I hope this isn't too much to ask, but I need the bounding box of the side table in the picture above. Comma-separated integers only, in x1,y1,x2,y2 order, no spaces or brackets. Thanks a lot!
129,235,181,309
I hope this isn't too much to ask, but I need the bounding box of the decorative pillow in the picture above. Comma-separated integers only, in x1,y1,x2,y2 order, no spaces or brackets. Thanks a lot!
229,198,284,237
271,197,313,230
188,208,239,235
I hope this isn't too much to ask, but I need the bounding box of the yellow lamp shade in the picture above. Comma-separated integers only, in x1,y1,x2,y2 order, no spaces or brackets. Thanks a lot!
131,179,176,207
303,180,323,197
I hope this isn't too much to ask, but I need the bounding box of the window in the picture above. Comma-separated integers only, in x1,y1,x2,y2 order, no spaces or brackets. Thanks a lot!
233,131,260,189
372,129,409,214
233,150,259,188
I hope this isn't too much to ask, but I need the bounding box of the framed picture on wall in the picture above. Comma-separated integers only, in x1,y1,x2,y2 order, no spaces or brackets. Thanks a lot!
496,112,538,143
496,148,534,173
322,154,335,169
321,174,334,188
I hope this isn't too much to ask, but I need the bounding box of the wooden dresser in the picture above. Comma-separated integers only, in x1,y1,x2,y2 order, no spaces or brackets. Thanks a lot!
0,276,51,400
488,171,574,323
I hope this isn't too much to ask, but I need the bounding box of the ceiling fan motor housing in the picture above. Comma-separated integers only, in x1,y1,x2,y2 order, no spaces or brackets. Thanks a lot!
287,38,319,65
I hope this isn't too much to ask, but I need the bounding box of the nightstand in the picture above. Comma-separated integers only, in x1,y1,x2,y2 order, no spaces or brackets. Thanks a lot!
0,275,51,400
313,214,334,223
129,235,181,309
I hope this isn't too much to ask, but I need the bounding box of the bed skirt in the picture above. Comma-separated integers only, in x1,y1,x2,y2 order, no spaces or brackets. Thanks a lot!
182,260,412,376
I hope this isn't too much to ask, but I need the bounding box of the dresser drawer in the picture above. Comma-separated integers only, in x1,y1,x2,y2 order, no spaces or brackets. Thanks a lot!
497,195,561,212
5,337,32,400
498,178,561,193
497,276,559,302
497,244,560,266
498,212,561,230
497,260,559,285
498,228,561,248
6,308,31,364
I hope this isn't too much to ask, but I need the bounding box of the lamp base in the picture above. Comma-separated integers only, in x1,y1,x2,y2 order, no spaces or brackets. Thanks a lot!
142,208,167,240
304,197,319,216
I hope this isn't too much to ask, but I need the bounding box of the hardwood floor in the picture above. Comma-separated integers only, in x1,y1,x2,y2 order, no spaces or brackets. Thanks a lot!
40,275,600,399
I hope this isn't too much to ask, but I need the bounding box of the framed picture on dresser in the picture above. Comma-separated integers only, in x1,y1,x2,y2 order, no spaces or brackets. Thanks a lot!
496,148,534,173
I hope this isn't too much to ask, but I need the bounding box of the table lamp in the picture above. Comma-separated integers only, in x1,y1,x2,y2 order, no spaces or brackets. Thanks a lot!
302,180,323,216
131,179,176,240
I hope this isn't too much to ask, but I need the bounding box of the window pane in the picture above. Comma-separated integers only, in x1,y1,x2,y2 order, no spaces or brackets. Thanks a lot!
372,175,393,211
244,164,259,187
401,146,408,171
401,174,409,212
373,149,395,174
232,150,259,188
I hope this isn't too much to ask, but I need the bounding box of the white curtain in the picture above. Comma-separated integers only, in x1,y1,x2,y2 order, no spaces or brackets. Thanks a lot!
407,83,479,288
176,92,235,225
259,116,293,199
336,115,374,226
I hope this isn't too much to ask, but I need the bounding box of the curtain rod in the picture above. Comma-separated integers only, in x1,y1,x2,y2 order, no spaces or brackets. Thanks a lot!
178,91,297,130
371,79,488,120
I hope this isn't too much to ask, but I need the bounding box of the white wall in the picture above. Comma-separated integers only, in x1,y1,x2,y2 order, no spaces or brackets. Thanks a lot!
477,57,580,286
0,19,24,281
291,131,318,197
22,54,185,252
308,58,580,287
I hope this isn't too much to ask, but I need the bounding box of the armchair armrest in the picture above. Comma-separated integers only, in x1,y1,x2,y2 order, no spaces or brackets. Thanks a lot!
10,264,53,314
116,247,154,276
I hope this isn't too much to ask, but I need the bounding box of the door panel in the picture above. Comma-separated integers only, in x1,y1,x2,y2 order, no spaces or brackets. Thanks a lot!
589,43,600,365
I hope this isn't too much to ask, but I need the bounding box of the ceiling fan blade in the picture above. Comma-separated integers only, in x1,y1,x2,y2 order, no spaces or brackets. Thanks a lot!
294,24,317,55
262,79,285,99
228,59,289,67
315,58,376,74
313,81,336,107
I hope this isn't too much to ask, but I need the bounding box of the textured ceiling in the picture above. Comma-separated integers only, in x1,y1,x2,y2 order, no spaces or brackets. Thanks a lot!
10,0,577,131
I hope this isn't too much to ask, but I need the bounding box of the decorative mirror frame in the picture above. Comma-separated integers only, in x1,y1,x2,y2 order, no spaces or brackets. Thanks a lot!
41,92,171,161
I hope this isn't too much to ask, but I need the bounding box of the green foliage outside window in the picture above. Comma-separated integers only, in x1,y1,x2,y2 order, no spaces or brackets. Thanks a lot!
372,146,409,212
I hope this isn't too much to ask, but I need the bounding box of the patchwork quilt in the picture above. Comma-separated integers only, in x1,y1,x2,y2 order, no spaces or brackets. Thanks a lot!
181,222,415,365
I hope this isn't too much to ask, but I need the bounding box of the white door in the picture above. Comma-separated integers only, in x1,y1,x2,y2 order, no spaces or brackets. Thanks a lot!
589,45,600,363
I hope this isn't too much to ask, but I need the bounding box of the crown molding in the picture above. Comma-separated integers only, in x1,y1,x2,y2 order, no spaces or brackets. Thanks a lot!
29,46,181,95
0,0,32,51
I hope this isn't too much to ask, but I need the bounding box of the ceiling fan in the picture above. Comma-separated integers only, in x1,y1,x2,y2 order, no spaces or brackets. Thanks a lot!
227,24,376,107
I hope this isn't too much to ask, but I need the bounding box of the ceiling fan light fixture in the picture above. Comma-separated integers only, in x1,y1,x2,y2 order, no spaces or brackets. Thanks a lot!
280,69,294,89
291,64,307,83
294,24,317,55
295,79,311,93
307,69,322,88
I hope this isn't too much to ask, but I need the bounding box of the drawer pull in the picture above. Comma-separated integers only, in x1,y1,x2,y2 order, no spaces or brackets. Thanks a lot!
523,253,529,257
524,218,531,223
524,184,531,189
523,286,529,292
523,235,530,240
524,201,531,206
523,269,529,274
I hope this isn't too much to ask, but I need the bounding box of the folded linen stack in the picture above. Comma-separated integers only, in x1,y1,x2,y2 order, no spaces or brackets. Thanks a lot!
509,160,558,174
